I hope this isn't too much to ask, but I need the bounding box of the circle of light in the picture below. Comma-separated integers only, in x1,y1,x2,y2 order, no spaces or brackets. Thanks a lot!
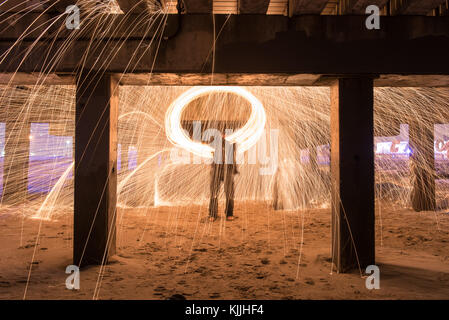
165,86,266,159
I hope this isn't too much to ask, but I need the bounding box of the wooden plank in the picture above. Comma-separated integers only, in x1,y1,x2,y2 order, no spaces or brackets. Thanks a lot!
239,0,270,14
331,77,375,273
183,0,213,13
289,0,329,15
391,0,447,15
74,72,118,267
439,0,449,15
340,0,388,14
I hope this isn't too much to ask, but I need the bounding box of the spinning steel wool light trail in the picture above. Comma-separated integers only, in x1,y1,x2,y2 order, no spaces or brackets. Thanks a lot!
165,86,266,159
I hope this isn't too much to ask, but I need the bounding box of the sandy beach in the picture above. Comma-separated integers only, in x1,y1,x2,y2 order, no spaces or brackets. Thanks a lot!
0,200,448,300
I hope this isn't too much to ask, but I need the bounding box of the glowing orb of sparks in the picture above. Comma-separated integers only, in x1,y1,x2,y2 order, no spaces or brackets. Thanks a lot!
165,86,266,159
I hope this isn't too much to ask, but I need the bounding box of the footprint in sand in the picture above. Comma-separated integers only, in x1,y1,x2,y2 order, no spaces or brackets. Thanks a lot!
305,278,315,285
154,286,166,292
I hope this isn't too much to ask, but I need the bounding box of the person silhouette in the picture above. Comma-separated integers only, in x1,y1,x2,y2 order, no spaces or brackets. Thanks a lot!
208,132,238,222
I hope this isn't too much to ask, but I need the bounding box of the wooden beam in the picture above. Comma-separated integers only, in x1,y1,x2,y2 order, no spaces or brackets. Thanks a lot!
391,0,447,15
340,0,389,14
74,72,118,267
331,77,375,273
3,72,449,87
439,0,449,15
1,15,449,75
289,0,329,16
183,0,213,13
239,0,270,14
322,0,339,15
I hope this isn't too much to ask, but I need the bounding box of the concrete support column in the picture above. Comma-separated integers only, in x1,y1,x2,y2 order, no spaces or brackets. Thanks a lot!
409,122,436,212
74,73,118,267
331,77,375,273
2,121,30,203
